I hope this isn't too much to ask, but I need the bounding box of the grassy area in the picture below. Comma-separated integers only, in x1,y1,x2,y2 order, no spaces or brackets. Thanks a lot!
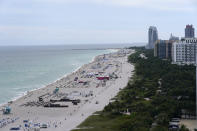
72,112,128,131
72,112,153,131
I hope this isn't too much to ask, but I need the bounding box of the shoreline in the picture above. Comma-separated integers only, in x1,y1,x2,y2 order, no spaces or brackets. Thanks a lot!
0,49,118,107
0,48,134,131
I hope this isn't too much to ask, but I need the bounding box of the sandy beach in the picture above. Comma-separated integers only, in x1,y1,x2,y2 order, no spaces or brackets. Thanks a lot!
180,120,197,131
0,49,134,131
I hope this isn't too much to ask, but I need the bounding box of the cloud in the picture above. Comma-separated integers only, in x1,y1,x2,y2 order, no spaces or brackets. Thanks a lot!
0,0,196,45
0,25,146,45
33,0,196,12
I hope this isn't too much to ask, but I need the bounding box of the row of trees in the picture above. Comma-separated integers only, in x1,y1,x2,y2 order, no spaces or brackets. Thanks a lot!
103,47,195,130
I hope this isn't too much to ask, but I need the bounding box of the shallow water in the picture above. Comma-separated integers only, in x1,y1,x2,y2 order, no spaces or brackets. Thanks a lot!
0,44,122,105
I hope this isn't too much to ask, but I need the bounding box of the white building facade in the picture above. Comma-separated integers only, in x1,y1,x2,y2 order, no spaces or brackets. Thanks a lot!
172,38,197,65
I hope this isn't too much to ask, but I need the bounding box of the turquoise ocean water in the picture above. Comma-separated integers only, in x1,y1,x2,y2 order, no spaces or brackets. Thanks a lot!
0,44,130,105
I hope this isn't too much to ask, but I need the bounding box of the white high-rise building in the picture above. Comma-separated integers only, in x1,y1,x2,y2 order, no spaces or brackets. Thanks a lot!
172,38,197,65
148,26,158,49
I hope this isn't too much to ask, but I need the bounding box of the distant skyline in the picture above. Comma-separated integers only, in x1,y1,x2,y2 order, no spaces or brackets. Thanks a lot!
0,0,197,46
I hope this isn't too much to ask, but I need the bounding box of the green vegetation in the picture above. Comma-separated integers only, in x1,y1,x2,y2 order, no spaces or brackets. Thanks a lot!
72,47,195,131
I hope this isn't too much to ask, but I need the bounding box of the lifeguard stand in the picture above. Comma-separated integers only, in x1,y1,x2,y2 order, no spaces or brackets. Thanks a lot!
3,106,11,114
53,87,59,94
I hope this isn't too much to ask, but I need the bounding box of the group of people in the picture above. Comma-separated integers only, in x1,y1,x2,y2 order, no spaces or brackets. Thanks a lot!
0,117,19,128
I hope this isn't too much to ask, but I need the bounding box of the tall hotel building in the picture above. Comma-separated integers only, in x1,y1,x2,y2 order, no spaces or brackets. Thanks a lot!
172,25,196,65
172,38,197,65
154,34,179,59
148,26,158,49
154,40,174,59
185,25,195,38
154,25,196,65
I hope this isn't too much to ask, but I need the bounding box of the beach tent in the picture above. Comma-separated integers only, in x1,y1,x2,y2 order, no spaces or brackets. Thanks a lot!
28,127,40,131
10,127,20,130
74,77,78,81
40,123,48,128
23,120,29,123
25,123,30,127
96,77,110,80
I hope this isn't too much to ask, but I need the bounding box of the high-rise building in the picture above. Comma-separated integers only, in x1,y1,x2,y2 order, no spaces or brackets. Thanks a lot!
172,38,197,65
185,25,195,38
154,40,173,59
169,34,179,41
148,26,158,49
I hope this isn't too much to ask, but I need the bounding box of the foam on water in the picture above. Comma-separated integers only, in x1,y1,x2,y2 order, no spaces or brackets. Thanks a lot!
0,45,118,106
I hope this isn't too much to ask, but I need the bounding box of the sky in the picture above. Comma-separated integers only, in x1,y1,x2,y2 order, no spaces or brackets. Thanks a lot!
0,0,197,46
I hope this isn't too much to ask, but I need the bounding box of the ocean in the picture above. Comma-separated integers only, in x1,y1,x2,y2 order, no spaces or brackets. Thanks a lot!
0,44,131,105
